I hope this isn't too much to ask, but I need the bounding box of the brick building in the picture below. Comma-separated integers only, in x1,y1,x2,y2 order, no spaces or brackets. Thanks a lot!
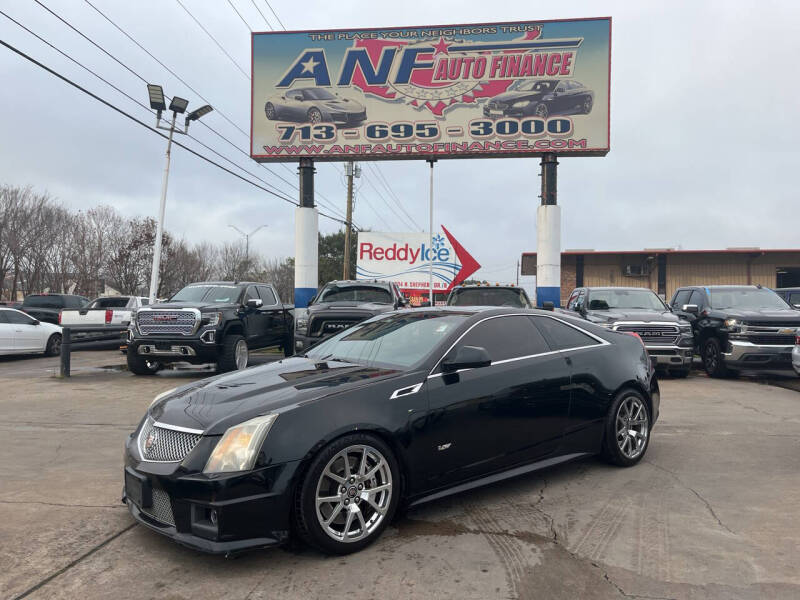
520,248,800,306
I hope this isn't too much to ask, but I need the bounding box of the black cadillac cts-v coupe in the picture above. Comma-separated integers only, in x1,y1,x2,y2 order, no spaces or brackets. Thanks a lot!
124,307,659,555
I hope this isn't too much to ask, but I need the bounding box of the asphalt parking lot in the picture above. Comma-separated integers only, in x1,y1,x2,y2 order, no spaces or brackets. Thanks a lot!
2,350,799,600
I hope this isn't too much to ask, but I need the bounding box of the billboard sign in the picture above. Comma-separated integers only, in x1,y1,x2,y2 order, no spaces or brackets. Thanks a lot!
357,227,480,295
251,18,610,162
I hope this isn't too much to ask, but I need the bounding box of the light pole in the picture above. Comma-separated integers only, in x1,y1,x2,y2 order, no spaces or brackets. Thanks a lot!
146,84,212,302
229,224,268,276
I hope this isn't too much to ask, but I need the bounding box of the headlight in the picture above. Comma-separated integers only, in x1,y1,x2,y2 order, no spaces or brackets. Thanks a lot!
679,324,693,333
512,100,531,108
149,387,177,408
201,311,222,326
203,414,278,474
295,309,309,334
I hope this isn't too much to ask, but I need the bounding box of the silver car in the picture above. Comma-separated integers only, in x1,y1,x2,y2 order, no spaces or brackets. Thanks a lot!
265,88,367,126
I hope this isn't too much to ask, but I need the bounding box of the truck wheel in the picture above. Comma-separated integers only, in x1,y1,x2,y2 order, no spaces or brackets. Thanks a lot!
127,351,161,375
44,333,62,356
283,332,295,358
702,338,729,378
218,334,248,372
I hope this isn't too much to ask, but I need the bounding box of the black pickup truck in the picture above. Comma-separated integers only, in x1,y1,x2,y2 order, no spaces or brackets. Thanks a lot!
670,285,800,377
126,281,293,375
21,293,88,324
293,280,407,353
565,286,695,376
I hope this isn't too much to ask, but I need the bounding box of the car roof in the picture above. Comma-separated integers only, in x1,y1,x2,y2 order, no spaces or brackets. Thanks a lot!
775,287,800,291
187,281,264,286
323,280,391,288
583,286,655,292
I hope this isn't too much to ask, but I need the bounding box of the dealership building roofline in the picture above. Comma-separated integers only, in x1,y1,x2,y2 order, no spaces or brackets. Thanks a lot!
522,247,800,258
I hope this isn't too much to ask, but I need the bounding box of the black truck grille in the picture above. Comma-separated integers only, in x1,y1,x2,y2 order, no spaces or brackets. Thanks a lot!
310,318,363,336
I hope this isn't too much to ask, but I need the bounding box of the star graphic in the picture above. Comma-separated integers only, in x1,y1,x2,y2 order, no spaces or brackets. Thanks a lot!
300,56,318,74
432,37,451,56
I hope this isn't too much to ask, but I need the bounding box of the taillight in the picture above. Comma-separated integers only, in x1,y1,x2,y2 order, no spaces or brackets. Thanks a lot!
623,331,645,347
105,309,113,324
57,312,62,324
795,334,800,345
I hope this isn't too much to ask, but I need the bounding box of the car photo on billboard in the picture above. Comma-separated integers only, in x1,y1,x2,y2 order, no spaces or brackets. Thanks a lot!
264,87,367,127
483,79,594,119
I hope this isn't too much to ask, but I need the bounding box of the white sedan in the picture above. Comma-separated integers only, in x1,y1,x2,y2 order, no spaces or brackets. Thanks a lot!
0,307,62,356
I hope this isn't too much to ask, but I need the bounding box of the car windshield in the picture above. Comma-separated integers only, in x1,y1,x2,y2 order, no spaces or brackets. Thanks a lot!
448,288,530,308
169,285,241,304
305,312,468,369
708,288,789,310
317,285,392,304
22,295,62,308
304,89,336,100
587,289,666,311
89,297,129,308
516,80,556,92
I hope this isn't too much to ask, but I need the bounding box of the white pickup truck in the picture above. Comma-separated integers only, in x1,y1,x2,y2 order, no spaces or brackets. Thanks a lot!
58,296,150,341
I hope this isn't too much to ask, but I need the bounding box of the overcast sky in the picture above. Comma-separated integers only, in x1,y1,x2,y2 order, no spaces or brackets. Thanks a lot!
1,0,798,289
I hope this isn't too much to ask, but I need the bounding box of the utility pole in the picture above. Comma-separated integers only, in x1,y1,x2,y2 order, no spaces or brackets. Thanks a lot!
343,161,360,280
229,225,268,276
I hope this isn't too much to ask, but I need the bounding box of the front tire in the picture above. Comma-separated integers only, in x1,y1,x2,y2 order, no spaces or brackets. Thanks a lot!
127,351,161,375
702,337,730,378
283,332,295,358
294,433,399,555
307,108,323,124
218,334,248,372
601,389,651,467
44,333,61,356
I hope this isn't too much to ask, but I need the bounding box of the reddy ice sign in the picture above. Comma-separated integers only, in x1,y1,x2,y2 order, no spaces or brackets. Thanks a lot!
251,18,610,162
356,228,480,292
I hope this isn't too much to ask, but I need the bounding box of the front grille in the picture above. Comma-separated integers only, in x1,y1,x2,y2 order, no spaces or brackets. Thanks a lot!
615,324,679,345
137,310,197,335
745,321,800,328
139,418,202,462
309,317,363,336
746,334,795,346
141,487,175,527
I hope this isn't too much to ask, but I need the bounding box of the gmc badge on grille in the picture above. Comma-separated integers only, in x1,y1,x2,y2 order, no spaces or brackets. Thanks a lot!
153,315,178,322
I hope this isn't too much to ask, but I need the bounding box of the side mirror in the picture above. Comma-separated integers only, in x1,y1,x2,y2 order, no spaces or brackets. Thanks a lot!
682,304,699,314
541,301,555,312
441,346,492,372
246,298,263,309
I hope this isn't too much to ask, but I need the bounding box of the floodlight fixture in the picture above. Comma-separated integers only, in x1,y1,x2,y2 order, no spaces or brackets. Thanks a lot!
186,104,213,123
147,84,166,111
169,96,189,114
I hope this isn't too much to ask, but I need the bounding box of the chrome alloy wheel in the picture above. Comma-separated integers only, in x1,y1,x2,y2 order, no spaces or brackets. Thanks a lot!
234,339,248,370
308,108,323,124
616,395,649,459
315,445,392,543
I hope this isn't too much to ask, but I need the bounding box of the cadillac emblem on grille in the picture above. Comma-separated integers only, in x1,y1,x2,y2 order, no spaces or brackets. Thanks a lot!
144,429,159,452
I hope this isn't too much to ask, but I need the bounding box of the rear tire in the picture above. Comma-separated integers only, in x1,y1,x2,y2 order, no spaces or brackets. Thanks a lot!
218,334,248,372
702,337,730,378
294,433,399,555
601,389,651,467
127,351,161,375
283,332,295,358
44,333,62,357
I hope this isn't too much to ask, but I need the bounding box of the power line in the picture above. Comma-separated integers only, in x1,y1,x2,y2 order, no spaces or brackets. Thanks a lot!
362,176,415,231
174,0,249,78
0,39,351,227
226,0,252,32
249,0,274,30
263,0,286,30
0,9,293,201
365,162,422,230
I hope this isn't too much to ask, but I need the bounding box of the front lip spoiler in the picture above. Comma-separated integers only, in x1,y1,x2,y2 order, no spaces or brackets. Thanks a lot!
126,500,282,555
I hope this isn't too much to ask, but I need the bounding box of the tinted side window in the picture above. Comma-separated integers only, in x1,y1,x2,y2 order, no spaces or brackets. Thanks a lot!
456,316,550,362
532,316,599,350
6,310,36,325
688,290,705,307
257,286,277,305
244,286,260,303
671,290,691,308
0,311,8,324
788,292,800,306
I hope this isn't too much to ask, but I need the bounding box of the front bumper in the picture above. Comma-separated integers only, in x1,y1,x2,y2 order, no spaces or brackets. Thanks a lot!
482,106,524,119
646,345,693,369
128,332,220,364
723,341,795,369
123,433,300,554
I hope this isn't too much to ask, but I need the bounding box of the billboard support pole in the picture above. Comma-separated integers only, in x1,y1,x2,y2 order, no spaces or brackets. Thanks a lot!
295,158,318,308
427,159,437,306
536,153,561,307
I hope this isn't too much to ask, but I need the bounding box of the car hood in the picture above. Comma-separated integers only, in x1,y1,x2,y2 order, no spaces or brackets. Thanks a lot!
493,90,547,104
149,356,404,434
586,308,682,324
308,301,393,314
719,308,800,321
321,98,363,110
38,321,62,333
144,301,237,312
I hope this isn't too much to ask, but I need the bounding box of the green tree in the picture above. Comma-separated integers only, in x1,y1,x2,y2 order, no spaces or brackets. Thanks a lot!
318,229,358,287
